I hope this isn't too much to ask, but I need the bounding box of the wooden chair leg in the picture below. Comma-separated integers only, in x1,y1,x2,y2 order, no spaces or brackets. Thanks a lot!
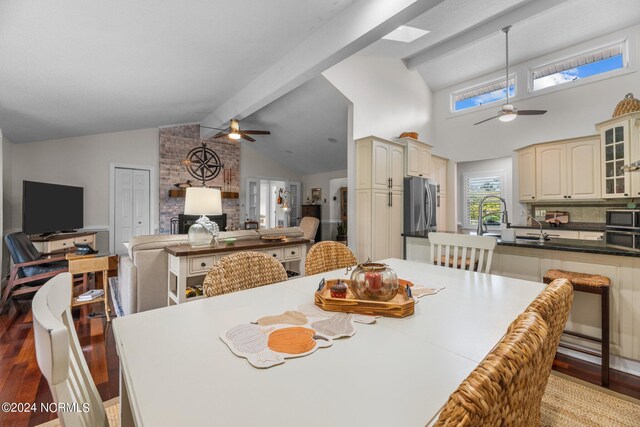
602,287,610,387
0,269,18,314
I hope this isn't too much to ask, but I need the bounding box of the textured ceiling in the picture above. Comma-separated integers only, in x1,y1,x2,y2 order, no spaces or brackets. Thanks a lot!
362,0,640,91
0,0,356,143
239,76,349,175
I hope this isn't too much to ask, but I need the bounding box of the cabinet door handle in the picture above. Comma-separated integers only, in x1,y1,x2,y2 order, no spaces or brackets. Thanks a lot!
567,195,571,199
291,251,295,255
201,262,206,267
272,253,277,257
625,193,629,196
531,196,535,199
388,178,391,189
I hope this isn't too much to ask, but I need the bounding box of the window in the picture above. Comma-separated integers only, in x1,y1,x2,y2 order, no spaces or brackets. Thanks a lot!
452,75,516,112
463,174,503,228
531,42,625,91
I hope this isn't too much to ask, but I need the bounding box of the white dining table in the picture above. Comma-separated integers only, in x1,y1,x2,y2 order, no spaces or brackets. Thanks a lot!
112,258,546,427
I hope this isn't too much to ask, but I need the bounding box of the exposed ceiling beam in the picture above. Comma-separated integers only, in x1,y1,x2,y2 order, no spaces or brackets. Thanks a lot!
404,0,569,70
200,0,444,138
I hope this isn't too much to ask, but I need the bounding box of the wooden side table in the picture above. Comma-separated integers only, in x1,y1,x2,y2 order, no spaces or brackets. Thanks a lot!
66,254,117,321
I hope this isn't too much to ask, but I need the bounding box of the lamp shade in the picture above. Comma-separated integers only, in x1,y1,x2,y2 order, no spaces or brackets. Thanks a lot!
184,187,222,215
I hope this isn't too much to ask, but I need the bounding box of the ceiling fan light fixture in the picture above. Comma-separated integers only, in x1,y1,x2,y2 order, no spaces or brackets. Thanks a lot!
498,112,517,122
228,132,241,140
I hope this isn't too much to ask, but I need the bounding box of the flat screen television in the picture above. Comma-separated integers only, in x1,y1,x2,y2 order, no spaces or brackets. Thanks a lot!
22,181,84,235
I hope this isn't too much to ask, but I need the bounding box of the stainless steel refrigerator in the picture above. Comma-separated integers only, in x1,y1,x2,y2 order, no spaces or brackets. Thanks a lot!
403,177,439,234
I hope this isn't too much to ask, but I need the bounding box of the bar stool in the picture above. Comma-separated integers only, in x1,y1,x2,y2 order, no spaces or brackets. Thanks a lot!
543,269,610,386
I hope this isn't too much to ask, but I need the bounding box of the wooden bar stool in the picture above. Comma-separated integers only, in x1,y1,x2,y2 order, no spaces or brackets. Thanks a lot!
543,269,610,387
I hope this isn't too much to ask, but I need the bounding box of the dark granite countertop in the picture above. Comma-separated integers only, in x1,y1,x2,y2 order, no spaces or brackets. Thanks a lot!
509,223,605,232
402,231,640,257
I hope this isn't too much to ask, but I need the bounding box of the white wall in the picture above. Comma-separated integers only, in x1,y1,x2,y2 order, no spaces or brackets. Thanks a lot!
300,169,347,241
457,157,514,229
239,143,302,223
6,128,160,250
323,55,433,143
432,24,640,162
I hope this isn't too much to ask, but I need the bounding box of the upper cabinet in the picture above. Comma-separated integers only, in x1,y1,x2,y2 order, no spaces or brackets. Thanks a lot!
596,112,640,198
517,135,601,202
518,147,536,201
355,136,404,191
399,137,432,178
431,155,448,195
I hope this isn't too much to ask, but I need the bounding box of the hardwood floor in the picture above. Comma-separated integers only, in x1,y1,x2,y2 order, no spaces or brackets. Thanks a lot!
0,299,119,427
1,297,639,427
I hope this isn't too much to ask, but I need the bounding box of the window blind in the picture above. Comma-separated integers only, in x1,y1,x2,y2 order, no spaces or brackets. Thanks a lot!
463,175,502,227
453,75,516,102
531,42,624,80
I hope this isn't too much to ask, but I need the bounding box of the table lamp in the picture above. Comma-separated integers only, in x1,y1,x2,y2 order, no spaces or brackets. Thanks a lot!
184,187,222,247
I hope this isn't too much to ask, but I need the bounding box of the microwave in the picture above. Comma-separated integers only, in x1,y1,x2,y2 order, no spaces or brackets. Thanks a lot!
606,209,640,230
605,229,640,252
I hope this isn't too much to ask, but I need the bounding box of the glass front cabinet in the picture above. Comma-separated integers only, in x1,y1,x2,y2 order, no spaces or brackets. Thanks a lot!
597,113,640,198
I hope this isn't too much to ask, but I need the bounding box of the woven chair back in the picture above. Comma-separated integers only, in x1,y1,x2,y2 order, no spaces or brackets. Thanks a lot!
524,278,573,418
428,232,497,273
305,241,357,276
435,311,548,427
203,251,287,297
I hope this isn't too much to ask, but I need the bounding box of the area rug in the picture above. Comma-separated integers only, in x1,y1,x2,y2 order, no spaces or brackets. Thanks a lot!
36,397,119,427
541,372,640,426
108,277,125,318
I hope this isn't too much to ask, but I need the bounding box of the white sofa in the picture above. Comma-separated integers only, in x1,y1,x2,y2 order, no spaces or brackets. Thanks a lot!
116,228,304,315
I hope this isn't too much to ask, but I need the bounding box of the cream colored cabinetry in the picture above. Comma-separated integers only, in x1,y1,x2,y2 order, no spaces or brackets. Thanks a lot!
32,232,97,253
355,136,404,261
518,147,536,202
431,155,448,231
596,112,640,198
517,135,601,202
356,136,403,191
400,137,432,178
536,143,566,200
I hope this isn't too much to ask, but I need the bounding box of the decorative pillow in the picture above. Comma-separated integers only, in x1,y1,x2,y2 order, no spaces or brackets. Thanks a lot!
258,227,304,238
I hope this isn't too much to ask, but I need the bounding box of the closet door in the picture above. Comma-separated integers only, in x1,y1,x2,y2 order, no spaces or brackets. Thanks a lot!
114,168,150,255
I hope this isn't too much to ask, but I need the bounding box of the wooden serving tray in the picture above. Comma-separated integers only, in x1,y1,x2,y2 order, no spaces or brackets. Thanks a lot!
315,279,415,318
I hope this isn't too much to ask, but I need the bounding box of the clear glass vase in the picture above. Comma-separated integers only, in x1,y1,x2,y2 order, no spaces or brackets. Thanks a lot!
349,262,398,301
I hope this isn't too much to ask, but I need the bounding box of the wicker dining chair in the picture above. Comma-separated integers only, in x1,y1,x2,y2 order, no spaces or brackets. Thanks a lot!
524,277,573,418
202,251,288,297
305,241,357,276
435,311,548,427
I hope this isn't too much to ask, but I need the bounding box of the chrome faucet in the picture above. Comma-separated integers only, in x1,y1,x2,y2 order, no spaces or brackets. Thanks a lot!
476,196,509,236
528,216,548,245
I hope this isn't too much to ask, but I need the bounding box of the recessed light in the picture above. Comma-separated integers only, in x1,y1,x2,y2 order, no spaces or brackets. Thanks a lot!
327,138,338,144
382,25,430,43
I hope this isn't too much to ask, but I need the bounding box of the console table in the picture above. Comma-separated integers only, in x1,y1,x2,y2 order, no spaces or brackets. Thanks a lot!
164,237,310,305
31,231,96,253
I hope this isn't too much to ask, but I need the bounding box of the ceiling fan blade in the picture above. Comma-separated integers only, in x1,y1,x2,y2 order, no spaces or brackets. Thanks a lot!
214,132,229,139
240,133,256,142
517,110,547,115
241,130,271,135
473,115,500,125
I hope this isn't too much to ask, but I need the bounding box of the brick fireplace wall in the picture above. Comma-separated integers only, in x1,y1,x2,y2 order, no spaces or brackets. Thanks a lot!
159,125,240,233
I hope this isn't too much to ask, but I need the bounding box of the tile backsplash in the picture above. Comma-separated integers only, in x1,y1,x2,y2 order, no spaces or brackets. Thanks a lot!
528,200,632,223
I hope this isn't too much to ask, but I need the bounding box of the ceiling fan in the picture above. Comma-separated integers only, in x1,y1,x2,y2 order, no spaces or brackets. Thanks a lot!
474,26,547,125
200,119,270,142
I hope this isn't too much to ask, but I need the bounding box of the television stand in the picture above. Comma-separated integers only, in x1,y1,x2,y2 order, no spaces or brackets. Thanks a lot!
31,231,97,253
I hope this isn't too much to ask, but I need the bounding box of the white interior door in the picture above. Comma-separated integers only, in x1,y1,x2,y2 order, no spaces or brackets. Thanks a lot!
114,168,150,254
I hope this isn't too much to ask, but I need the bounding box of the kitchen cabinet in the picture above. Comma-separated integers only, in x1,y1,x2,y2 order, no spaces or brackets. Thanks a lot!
536,143,566,200
399,137,432,178
431,155,448,195
356,136,403,191
518,147,536,202
437,194,447,232
517,135,601,202
566,138,601,200
596,112,640,198
355,136,405,261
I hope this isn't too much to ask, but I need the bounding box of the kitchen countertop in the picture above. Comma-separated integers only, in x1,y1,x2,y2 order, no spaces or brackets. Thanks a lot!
509,222,605,232
403,231,640,258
